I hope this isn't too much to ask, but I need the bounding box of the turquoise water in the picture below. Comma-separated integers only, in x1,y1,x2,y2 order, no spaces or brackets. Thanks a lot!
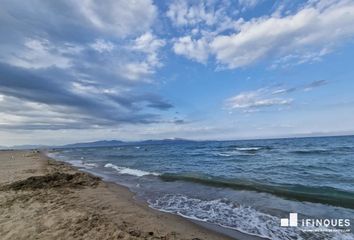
49,136,354,239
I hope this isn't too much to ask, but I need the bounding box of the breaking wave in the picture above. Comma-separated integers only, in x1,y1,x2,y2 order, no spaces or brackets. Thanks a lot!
104,163,159,177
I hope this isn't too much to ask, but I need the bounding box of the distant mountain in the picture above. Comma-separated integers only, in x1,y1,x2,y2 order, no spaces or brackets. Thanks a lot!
62,140,125,149
2,138,197,150
138,138,196,145
63,138,195,148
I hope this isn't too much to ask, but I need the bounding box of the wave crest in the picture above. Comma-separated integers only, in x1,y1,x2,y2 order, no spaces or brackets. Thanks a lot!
104,163,159,177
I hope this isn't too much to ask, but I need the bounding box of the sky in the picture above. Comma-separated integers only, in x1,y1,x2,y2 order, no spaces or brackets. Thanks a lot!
0,0,354,146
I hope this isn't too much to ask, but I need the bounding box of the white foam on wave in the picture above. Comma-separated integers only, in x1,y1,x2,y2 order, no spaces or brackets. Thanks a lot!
214,153,232,157
236,147,261,151
84,163,98,167
214,150,255,157
104,163,159,177
68,160,84,166
47,153,99,169
148,194,353,240
67,160,98,169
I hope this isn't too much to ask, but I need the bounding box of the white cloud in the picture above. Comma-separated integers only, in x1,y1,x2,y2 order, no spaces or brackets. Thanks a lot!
87,33,166,82
0,0,173,134
120,62,154,81
211,0,354,69
270,48,332,69
168,1,354,69
166,0,237,64
303,79,328,91
271,89,290,95
132,32,165,54
225,89,292,110
78,0,157,37
0,95,89,129
119,32,166,81
90,39,115,53
173,36,209,63
167,0,218,26
8,38,73,69
238,0,262,9
225,79,328,111
166,0,235,32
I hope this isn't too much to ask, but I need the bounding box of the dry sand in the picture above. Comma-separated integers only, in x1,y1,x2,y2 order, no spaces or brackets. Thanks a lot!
0,150,231,240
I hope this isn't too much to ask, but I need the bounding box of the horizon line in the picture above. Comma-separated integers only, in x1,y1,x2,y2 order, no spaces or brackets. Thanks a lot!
2,132,354,149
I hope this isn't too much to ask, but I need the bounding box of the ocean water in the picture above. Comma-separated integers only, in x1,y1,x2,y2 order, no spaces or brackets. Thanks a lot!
48,136,354,240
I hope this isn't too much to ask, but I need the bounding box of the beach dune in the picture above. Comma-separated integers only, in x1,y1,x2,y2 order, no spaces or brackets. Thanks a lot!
0,150,230,240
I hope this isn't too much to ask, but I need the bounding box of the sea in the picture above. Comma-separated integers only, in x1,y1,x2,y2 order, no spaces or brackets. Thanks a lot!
48,135,354,240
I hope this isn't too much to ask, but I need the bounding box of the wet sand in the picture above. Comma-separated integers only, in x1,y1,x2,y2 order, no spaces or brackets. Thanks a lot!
0,150,232,240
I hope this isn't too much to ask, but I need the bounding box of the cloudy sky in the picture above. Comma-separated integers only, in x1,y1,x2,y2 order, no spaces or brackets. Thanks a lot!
1,0,354,146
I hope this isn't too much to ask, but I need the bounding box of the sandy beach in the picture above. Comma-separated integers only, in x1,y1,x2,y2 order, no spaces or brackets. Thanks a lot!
0,150,231,240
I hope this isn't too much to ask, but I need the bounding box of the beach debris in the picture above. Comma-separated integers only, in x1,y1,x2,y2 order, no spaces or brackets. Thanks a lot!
0,172,100,191
129,229,142,237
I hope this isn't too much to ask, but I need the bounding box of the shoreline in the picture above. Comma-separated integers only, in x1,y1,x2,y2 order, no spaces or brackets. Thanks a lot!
0,150,234,240
45,151,268,240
